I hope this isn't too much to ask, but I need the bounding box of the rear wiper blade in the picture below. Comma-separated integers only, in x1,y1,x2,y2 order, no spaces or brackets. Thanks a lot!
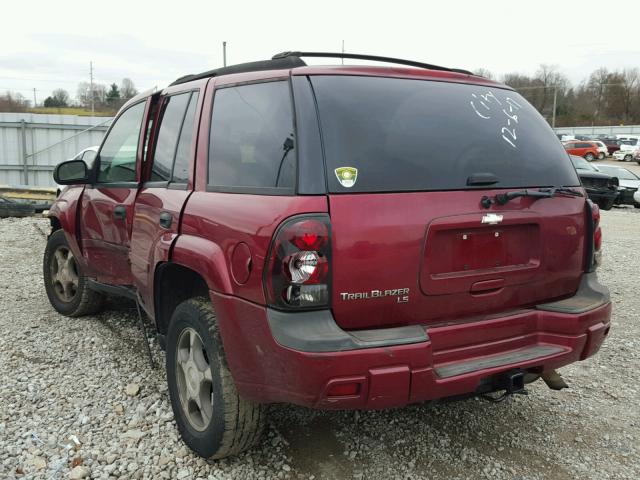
482,186,583,208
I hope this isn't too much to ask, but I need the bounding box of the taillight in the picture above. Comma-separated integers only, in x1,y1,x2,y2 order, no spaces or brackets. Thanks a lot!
587,200,602,271
265,215,331,309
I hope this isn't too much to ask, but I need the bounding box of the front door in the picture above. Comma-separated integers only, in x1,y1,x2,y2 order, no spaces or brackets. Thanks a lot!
80,100,149,285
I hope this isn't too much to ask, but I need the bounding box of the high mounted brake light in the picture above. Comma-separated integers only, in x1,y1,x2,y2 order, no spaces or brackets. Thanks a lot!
265,215,331,309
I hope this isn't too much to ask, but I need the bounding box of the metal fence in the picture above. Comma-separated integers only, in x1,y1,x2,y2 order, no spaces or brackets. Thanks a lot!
0,112,112,187
553,125,640,136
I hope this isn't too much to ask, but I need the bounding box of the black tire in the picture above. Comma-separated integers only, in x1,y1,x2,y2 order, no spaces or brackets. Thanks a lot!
598,152,605,160
0,200,35,218
625,154,632,162
598,198,615,211
166,297,265,459
43,229,104,316
634,203,640,209
584,153,595,162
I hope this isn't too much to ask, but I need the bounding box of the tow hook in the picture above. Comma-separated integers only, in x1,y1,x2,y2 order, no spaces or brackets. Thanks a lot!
542,369,569,390
480,369,528,403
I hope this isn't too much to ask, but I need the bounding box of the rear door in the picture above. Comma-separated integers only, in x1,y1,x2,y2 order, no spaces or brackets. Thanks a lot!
308,75,586,330
130,88,202,310
80,100,149,285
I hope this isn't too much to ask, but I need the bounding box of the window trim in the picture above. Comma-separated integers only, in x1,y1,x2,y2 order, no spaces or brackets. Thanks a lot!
93,99,148,187
206,78,297,196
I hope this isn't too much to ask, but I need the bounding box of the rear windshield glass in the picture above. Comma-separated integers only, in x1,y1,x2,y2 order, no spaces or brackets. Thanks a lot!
310,76,579,193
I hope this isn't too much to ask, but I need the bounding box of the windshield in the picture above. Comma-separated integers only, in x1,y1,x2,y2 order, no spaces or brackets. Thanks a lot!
311,76,580,193
570,156,597,171
621,139,639,146
596,165,638,180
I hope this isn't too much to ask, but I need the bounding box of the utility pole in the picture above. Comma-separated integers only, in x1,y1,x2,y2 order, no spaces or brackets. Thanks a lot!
33,88,37,108
223,42,227,67
89,61,94,115
551,85,557,129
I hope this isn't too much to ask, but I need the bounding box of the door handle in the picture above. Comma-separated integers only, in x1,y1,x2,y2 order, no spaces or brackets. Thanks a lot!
113,205,126,220
159,212,173,229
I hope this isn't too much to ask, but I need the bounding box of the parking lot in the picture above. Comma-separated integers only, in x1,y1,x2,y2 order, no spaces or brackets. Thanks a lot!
0,210,638,480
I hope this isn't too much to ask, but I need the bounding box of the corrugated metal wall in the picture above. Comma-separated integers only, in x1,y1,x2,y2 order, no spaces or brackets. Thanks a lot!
0,112,112,187
554,125,640,136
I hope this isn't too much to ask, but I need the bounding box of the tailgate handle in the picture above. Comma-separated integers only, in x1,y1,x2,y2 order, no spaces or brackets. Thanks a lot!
470,278,505,293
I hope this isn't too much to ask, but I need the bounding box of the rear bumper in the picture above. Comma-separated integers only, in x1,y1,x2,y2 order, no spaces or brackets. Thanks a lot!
213,273,611,410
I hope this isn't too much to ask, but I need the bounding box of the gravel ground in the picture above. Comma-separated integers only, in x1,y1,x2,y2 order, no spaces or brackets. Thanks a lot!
0,211,638,480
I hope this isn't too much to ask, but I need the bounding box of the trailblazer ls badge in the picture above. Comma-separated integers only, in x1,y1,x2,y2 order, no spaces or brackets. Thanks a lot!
335,167,358,188
340,288,410,303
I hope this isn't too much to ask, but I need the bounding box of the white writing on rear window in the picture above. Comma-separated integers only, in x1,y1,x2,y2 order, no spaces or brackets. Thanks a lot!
470,91,523,149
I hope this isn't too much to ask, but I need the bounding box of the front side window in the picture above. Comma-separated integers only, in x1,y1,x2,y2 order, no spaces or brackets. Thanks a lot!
208,81,295,190
97,102,146,183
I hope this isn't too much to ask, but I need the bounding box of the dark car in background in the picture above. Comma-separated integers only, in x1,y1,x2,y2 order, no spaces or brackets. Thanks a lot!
593,164,640,208
570,155,618,209
602,138,621,155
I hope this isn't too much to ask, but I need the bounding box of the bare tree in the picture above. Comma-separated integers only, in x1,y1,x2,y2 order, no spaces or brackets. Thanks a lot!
620,68,640,122
473,68,494,80
120,78,138,100
51,89,70,107
76,82,107,109
0,92,29,112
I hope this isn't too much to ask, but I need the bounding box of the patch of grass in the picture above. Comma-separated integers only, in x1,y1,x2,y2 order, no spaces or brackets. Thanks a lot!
27,107,114,117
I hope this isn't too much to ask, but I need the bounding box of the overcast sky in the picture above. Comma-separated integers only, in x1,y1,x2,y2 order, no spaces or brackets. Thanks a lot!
1,0,639,104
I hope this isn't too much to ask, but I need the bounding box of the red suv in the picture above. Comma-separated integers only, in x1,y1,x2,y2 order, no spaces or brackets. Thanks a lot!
46,52,611,459
563,140,600,161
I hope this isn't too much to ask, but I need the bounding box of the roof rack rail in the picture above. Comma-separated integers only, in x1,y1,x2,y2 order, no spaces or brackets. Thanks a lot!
170,56,307,86
170,51,473,87
272,51,473,75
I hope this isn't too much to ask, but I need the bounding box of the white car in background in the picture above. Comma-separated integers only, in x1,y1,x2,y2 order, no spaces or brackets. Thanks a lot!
613,139,640,162
591,140,609,159
56,146,99,196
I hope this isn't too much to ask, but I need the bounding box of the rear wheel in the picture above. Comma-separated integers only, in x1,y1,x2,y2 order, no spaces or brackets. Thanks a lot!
43,229,104,316
166,297,265,459
598,152,605,160
625,154,632,162
584,153,595,162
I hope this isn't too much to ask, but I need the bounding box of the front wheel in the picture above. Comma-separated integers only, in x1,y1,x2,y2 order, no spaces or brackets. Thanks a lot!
625,154,632,162
166,298,265,459
43,229,104,316
598,152,605,160
584,152,595,162
598,198,615,211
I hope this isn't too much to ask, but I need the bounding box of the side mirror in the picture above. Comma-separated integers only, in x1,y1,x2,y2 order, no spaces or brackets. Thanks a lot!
53,159,89,185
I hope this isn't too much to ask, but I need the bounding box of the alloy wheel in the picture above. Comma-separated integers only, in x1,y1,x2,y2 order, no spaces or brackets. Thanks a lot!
50,246,79,302
175,327,214,432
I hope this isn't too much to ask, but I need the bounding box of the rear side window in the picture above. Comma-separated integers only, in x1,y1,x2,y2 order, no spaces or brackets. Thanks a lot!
208,81,295,191
151,92,193,182
310,76,579,193
172,93,199,183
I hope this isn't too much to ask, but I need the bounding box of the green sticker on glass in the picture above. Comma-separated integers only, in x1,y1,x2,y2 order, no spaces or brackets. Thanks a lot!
334,167,358,188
